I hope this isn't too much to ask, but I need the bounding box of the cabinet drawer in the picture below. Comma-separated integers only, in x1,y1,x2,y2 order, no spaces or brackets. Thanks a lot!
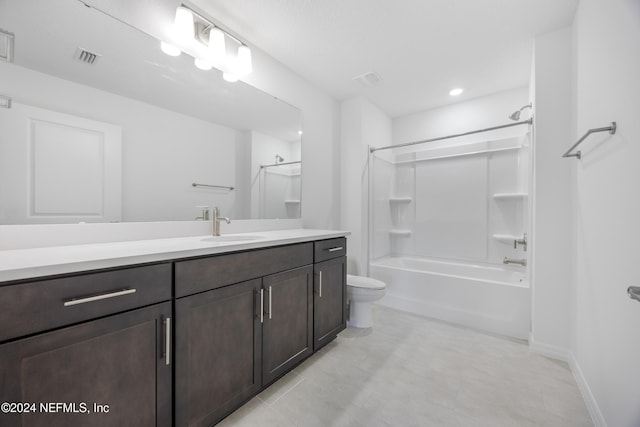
175,243,313,297
314,238,347,262
0,263,172,343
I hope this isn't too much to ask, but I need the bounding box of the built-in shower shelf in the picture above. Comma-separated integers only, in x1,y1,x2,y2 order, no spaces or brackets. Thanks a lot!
284,200,301,204
389,197,412,203
493,234,523,243
493,192,528,200
389,229,412,237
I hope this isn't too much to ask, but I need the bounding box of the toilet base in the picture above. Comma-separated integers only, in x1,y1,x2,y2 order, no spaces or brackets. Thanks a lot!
348,300,374,328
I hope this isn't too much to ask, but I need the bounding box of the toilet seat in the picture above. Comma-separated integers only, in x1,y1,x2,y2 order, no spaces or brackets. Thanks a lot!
347,274,386,290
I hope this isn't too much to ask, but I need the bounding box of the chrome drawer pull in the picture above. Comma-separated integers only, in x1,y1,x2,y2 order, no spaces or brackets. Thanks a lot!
63,288,136,307
319,270,323,298
268,286,273,320
327,247,343,252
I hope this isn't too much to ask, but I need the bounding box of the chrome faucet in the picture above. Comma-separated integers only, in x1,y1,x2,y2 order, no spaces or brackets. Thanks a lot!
503,257,527,267
212,206,231,236
514,233,527,252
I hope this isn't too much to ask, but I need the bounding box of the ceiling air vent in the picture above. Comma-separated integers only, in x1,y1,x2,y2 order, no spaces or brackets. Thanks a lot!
74,47,101,65
352,71,381,88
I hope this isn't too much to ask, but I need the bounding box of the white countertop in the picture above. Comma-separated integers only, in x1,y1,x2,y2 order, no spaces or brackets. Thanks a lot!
0,229,349,283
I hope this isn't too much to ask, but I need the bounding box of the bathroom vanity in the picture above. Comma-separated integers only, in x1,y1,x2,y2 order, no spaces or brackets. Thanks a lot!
0,230,347,427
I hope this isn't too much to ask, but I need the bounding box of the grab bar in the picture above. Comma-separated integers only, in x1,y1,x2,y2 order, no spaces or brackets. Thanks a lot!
562,122,616,159
192,183,234,191
628,286,640,303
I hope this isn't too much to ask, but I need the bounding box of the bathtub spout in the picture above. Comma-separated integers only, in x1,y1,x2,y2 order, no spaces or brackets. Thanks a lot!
503,257,527,267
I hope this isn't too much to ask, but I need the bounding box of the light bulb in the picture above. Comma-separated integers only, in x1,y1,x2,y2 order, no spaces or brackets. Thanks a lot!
236,45,252,76
449,88,464,96
160,41,181,56
173,6,195,45
223,72,239,83
194,57,212,71
208,27,226,64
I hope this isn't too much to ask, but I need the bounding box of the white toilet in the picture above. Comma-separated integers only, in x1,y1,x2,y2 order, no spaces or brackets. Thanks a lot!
346,274,386,328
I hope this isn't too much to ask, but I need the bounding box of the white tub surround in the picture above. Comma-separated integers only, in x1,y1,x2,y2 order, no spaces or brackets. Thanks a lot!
370,256,530,340
0,229,349,282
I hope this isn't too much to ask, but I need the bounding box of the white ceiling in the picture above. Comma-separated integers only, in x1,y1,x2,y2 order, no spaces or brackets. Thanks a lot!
191,0,579,118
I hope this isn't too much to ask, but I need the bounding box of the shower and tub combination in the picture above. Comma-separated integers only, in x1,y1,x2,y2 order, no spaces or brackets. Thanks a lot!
367,106,533,339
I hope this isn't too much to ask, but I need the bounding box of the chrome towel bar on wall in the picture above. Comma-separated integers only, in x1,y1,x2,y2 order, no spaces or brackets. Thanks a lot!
562,122,617,159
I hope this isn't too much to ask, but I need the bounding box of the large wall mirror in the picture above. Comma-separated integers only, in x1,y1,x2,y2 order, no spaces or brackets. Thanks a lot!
0,0,302,224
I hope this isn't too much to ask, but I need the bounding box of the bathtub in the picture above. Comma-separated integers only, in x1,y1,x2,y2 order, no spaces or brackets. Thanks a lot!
369,256,530,340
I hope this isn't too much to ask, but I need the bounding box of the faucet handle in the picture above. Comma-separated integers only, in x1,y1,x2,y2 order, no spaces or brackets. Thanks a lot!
195,206,210,220
514,233,528,252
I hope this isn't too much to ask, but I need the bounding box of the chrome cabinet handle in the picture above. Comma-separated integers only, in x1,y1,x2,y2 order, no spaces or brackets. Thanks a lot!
165,317,171,366
268,286,273,320
327,247,344,252
628,286,640,303
63,288,136,307
260,289,264,323
319,270,323,298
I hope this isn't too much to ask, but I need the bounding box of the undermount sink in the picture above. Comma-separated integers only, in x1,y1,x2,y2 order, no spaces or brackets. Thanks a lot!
201,235,264,243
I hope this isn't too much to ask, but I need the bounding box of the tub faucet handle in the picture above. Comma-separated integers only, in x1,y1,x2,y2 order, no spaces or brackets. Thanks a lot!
514,233,527,252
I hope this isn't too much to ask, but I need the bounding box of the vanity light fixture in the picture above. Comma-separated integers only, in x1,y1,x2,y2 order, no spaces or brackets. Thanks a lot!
161,5,253,82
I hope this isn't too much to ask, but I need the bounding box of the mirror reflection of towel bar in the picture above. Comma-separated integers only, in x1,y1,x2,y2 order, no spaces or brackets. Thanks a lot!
192,183,234,191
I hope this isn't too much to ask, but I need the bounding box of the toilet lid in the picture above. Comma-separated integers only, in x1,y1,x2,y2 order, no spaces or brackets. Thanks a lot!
347,274,386,290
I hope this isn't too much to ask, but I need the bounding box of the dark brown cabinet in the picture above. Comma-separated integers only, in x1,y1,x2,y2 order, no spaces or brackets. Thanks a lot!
0,301,172,427
174,279,262,427
0,263,173,427
312,238,347,351
0,236,347,427
262,266,313,385
313,256,347,351
173,243,315,426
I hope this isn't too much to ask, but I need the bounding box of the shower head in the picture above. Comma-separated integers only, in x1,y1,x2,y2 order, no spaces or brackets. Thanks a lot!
509,110,522,121
275,154,285,163
509,103,532,121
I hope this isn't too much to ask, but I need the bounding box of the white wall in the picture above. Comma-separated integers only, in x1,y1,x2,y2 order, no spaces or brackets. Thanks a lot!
340,96,392,275
571,0,640,425
393,87,530,147
528,28,574,359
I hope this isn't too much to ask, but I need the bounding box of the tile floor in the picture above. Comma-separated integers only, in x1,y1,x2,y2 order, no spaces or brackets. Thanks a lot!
218,305,593,427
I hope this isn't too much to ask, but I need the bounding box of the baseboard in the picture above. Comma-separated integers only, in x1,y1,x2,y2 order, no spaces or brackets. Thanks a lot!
527,333,570,361
568,354,607,427
528,337,606,426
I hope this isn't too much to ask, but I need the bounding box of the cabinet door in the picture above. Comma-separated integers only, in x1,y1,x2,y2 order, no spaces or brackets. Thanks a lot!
0,302,172,427
313,256,347,351
262,266,313,386
174,279,262,427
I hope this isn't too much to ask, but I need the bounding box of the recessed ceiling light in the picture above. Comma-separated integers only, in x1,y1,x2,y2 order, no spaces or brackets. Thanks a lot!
449,88,464,96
